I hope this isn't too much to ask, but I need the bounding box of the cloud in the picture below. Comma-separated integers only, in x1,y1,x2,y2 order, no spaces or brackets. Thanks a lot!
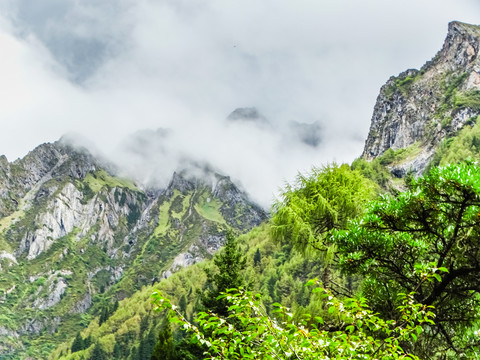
0,0,479,207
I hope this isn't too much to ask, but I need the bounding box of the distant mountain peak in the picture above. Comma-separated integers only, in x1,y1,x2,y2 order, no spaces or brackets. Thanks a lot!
227,107,269,125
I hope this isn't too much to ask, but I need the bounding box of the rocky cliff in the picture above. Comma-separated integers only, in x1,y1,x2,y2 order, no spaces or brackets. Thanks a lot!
363,21,480,176
0,139,266,357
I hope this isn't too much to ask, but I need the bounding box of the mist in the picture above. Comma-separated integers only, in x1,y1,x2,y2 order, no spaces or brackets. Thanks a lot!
0,0,479,207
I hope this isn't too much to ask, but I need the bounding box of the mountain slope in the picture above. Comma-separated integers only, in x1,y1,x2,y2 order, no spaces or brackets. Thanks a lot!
48,223,335,360
0,139,266,359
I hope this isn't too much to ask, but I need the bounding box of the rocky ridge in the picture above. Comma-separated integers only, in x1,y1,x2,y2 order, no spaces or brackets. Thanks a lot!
363,21,480,175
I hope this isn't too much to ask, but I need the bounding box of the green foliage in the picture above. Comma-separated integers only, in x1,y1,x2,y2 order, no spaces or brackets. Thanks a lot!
440,115,453,129
393,70,424,96
378,147,397,165
98,301,118,325
70,333,84,353
127,202,141,228
351,157,391,187
429,117,480,167
454,90,480,110
151,322,175,360
153,280,434,359
444,72,468,103
253,248,261,267
50,220,335,359
83,170,138,193
194,192,225,224
271,164,376,252
201,231,247,316
375,142,424,167
334,161,480,357
89,343,106,360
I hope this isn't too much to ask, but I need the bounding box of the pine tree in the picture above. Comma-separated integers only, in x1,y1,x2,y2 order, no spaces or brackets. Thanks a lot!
113,343,121,358
201,231,246,316
89,343,106,360
98,305,109,325
253,248,261,267
179,294,187,313
144,329,156,359
71,332,84,353
151,323,175,360
113,299,119,312
83,335,92,349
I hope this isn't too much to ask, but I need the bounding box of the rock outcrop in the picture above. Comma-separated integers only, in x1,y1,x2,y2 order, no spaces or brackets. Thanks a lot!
363,21,480,175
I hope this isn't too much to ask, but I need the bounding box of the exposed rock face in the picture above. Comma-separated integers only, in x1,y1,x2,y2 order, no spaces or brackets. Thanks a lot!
363,21,480,175
70,293,92,314
34,278,68,310
20,183,136,259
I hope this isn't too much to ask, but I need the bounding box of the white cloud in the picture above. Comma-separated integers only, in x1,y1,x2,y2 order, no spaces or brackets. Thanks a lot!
0,0,479,207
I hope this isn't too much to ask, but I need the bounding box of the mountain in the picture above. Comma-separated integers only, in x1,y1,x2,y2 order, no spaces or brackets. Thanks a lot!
41,20,480,360
0,138,266,358
4,20,480,360
362,21,480,176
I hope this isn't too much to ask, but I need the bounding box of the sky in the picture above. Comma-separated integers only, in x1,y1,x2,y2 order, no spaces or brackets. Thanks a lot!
0,0,479,207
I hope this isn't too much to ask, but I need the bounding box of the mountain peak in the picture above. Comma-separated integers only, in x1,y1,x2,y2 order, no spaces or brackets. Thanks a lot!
226,107,269,126
362,21,480,176
448,21,480,37
438,21,480,70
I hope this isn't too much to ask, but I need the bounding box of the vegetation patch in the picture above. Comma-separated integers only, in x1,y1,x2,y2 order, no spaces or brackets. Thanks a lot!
454,90,480,110
153,199,172,237
170,190,191,220
393,69,424,95
429,116,480,167
374,141,423,166
83,170,138,193
194,193,226,224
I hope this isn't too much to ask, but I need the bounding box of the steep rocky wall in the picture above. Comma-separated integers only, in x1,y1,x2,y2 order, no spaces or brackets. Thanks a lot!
363,21,480,175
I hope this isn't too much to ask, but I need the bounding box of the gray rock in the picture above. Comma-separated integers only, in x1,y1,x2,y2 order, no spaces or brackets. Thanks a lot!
363,21,480,176
70,293,92,314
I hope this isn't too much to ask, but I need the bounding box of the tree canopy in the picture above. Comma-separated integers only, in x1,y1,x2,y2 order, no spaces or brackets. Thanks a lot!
154,280,434,360
334,161,480,357
271,164,377,252
200,231,247,316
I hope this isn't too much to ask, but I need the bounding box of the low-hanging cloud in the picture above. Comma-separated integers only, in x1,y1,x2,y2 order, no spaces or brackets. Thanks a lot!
0,0,479,207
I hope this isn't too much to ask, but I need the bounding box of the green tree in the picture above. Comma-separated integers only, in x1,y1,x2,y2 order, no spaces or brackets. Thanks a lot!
179,294,188,314
89,343,106,360
253,248,261,267
271,164,376,290
83,335,92,349
71,332,84,353
201,231,246,316
113,343,121,358
98,306,108,325
334,162,480,358
151,322,175,360
271,163,376,252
